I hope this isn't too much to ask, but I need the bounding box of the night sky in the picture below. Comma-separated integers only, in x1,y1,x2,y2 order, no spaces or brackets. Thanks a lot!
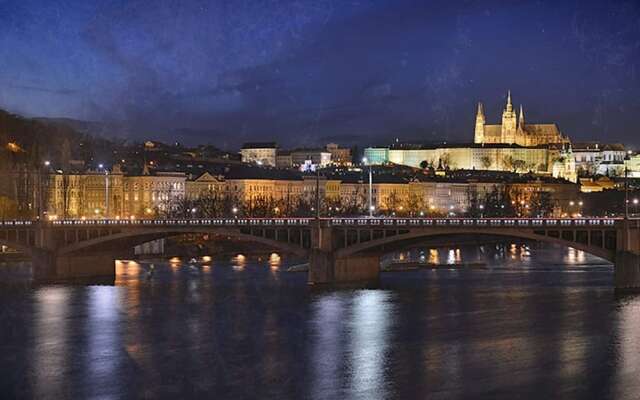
1,0,640,149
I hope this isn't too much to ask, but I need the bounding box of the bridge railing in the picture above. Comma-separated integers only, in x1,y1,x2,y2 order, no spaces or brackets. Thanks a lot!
46,218,314,227
0,217,622,228
0,220,33,227
328,217,619,227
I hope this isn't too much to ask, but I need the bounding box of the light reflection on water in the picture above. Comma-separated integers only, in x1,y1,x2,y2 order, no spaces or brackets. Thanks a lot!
33,287,70,400
2,244,639,399
384,242,604,270
348,291,394,400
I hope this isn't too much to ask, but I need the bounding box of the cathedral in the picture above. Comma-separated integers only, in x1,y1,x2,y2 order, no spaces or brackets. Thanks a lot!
474,91,570,146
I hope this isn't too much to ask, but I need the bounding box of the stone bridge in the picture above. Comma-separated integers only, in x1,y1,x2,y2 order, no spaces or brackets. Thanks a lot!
1,217,639,290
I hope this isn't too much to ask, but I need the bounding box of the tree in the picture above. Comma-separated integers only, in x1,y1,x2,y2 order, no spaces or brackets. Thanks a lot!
465,186,481,217
481,185,515,217
383,191,402,214
480,156,492,170
440,152,452,169
419,160,429,170
503,155,527,173
529,191,553,217
406,192,424,216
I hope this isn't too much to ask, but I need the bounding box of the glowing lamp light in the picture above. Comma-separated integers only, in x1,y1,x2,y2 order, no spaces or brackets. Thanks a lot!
6,142,23,153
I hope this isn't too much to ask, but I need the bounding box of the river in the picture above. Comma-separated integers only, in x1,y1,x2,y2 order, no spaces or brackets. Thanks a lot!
0,242,639,399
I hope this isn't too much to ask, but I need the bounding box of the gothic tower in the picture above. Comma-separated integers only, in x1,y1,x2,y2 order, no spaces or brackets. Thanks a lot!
474,102,485,144
501,91,517,143
518,105,526,145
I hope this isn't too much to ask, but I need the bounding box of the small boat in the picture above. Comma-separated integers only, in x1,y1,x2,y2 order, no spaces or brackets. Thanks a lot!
383,262,420,271
420,262,488,269
286,263,309,272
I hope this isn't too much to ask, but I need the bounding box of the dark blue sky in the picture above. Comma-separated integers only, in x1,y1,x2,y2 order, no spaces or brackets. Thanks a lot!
1,0,639,148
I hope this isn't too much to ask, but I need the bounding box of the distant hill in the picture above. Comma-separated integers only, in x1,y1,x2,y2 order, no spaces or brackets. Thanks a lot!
0,109,85,163
34,116,133,140
0,109,125,171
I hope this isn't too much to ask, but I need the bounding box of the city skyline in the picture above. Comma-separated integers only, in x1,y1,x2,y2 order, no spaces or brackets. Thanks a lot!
1,0,640,148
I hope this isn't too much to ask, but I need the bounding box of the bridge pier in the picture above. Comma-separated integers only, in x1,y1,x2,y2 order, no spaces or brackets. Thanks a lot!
32,250,116,282
308,250,380,284
615,251,640,292
307,221,380,284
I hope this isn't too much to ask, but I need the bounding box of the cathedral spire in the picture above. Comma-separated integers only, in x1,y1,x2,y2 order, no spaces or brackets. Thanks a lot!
476,102,485,120
506,90,512,112
518,104,525,129
474,102,486,144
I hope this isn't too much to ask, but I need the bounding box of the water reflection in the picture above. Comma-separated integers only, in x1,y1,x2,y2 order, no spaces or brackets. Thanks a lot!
348,291,394,399
383,242,608,270
565,247,587,265
84,286,121,399
429,248,438,264
614,296,640,397
310,294,347,400
2,245,637,399
33,287,70,399
268,253,281,270
232,254,246,270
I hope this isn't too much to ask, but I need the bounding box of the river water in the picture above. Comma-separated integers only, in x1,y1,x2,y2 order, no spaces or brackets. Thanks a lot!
1,242,639,400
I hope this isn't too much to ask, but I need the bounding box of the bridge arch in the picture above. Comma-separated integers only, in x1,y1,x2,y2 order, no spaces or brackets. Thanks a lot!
334,228,615,262
57,227,309,258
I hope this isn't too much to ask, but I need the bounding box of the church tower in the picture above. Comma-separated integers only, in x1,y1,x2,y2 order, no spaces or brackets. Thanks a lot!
474,102,485,144
517,104,526,145
501,91,517,143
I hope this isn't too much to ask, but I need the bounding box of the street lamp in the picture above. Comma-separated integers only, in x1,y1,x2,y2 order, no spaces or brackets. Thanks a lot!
624,154,630,218
362,157,373,218
38,160,51,220
232,206,238,218
98,164,109,218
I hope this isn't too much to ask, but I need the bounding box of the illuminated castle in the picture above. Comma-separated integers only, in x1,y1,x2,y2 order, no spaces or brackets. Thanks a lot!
474,91,570,146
